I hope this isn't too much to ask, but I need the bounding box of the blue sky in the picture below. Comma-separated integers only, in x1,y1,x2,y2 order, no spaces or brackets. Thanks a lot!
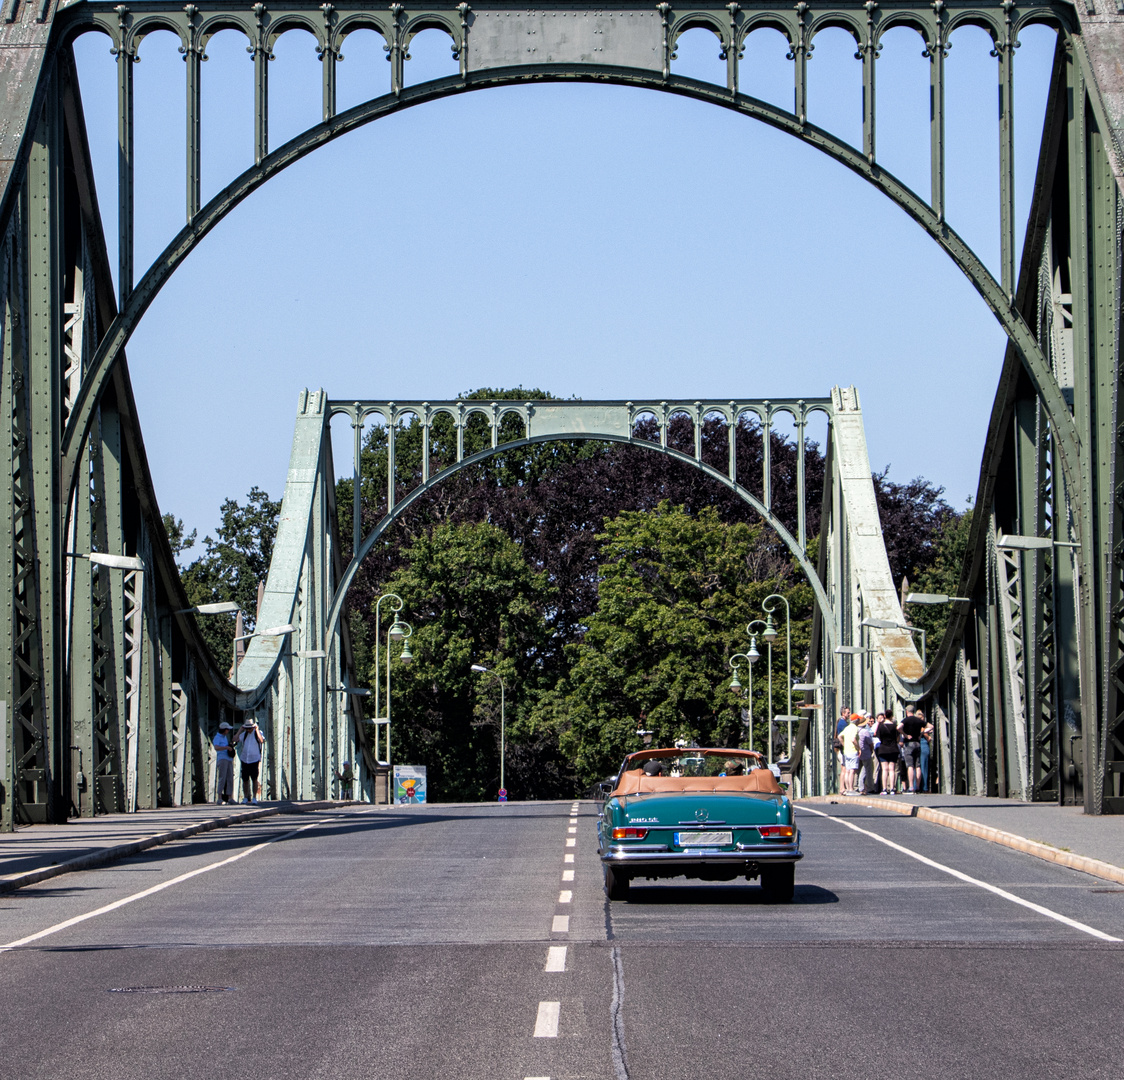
71,19,1058,547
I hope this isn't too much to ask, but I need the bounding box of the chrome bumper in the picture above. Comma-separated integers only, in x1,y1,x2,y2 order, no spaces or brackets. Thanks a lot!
600,842,802,866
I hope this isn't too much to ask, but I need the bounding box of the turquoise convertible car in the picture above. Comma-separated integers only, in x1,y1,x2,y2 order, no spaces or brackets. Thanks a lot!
597,747,802,902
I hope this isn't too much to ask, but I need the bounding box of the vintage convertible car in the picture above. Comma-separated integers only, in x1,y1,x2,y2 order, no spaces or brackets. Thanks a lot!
597,747,802,902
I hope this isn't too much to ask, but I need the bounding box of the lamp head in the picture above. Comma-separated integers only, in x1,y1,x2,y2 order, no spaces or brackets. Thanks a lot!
762,614,777,643
729,670,742,694
747,638,760,662
470,664,488,673
388,617,406,640
399,638,413,665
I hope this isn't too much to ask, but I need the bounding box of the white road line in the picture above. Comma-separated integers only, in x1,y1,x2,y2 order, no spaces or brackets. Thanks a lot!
562,869,574,882
567,827,577,834
564,854,574,863
565,838,576,847
799,805,1122,942
0,817,327,953
558,890,572,904
534,1001,561,1037
569,818,577,824
551,915,570,932
544,945,567,972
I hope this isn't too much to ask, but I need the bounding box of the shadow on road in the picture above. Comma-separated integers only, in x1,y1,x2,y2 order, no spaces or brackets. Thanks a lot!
620,883,838,906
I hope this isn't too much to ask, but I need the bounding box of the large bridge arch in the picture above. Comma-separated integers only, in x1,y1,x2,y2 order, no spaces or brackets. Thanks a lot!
323,427,838,651
56,11,1080,529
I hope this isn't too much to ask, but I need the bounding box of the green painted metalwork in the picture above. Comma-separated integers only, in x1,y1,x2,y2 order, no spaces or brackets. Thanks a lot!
1,0,1124,820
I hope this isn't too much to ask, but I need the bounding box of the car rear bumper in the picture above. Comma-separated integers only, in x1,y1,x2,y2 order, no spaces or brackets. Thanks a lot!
600,842,802,867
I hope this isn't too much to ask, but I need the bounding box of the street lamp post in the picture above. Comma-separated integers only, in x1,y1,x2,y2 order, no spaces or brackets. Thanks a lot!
729,636,760,752
762,594,792,720
471,664,507,799
372,593,413,769
747,619,769,760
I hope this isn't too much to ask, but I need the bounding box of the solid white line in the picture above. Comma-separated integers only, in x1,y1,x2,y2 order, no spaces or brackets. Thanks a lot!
551,915,570,932
0,818,324,953
544,945,567,972
564,854,574,863
558,890,572,904
565,838,576,847
562,869,574,882
798,805,1122,942
534,1001,561,1037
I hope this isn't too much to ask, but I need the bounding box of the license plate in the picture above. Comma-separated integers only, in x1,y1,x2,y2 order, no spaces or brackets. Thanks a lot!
674,831,733,846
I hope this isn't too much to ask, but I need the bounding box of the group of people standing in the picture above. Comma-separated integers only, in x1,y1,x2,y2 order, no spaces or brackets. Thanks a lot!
212,717,266,805
836,704,933,796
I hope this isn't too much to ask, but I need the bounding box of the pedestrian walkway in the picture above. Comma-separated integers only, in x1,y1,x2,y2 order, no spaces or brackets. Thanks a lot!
801,792,1124,885
0,800,347,893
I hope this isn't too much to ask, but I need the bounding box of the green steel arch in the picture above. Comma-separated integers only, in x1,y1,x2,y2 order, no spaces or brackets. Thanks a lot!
323,428,838,650
55,10,1080,537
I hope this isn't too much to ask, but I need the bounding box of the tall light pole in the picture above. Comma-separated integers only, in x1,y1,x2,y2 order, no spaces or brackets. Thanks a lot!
471,664,507,799
373,593,413,768
762,594,792,719
747,619,769,760
728,636,760,752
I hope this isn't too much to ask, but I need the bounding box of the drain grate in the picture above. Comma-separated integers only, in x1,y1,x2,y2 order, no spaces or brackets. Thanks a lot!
109,986,235,994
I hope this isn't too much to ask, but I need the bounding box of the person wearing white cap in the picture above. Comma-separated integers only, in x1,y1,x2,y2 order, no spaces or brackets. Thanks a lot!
236,717,265,804
213,721,235,804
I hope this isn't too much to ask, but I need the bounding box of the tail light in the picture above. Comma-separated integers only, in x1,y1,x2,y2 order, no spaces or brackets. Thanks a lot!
612,827,649,840
758,825,795,840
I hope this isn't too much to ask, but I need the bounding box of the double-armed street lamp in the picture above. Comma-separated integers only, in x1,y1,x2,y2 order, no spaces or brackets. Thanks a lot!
471,664,507,799
729,628,763,752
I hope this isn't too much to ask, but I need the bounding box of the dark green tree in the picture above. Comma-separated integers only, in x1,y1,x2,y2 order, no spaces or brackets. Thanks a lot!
378,520,561,801
179,486,282,671
528,502,813,789
908,504,975,650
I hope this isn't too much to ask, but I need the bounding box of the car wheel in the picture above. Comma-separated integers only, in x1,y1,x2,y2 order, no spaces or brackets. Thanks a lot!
760,863,795,903
603,864,630,901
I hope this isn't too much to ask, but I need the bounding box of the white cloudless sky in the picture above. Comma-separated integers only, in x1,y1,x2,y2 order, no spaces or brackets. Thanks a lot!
71,19,1058,546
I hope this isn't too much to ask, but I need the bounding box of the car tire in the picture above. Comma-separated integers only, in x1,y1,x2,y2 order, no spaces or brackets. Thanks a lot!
603,864,630,901
760,863,795,903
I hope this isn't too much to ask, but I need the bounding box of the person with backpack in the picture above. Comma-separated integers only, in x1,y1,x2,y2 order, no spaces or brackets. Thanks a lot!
237,717,265,805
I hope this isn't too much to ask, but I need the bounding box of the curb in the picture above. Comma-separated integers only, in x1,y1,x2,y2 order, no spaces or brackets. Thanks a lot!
0,799,349,894
798,795,1124,886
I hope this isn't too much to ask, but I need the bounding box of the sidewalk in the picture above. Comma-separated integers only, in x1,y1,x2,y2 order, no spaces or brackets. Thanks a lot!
0,800,348,893
800,792,1124,885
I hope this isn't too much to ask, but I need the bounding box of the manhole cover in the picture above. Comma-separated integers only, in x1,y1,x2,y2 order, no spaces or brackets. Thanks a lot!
109,986,235,994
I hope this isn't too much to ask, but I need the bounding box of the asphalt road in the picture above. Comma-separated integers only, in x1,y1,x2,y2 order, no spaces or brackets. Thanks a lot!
1,799,1122,1080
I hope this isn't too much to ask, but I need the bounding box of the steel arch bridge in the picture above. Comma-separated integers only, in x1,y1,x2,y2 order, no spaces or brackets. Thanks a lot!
0,0,1122,824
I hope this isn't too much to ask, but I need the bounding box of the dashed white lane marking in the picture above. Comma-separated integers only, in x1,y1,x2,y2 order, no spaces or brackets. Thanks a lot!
534,1001,561,1038
565,838,576,847
551,915,570,932
562,869,574,882
524,1076,551,1079
0,816,329,953
567,827,577,834
544,945,567,972
558,890,572,904
799,805,1123,942
564,854,574,863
